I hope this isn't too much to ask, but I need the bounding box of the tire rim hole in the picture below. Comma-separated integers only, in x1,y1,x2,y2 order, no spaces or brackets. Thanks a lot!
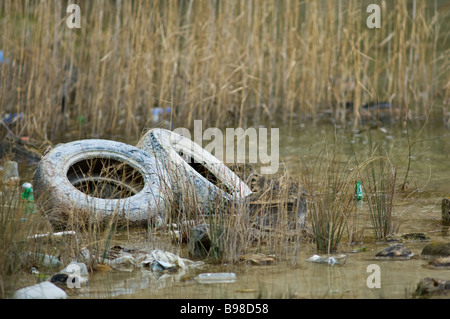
67,158,144,199
178,151,233,195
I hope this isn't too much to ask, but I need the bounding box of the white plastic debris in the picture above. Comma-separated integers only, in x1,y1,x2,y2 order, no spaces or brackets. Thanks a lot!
104,255,139,269
13,281,67,299
141,249,204,271
195,272,237,284
60,261,89,276
28,230,76,239
306,254,346,266
27,252,62,268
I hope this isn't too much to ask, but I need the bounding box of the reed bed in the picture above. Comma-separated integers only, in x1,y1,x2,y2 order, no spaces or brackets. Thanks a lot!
0,0,449,143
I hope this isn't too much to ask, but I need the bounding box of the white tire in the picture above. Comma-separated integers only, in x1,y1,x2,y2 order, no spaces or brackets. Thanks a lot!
136,128,251,211
33,139,171,229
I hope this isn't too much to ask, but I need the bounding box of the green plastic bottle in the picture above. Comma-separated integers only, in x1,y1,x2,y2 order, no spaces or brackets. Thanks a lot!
354,180,363,201
21,182,37,215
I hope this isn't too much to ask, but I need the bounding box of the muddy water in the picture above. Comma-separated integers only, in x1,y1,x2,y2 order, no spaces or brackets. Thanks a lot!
19,118,450,299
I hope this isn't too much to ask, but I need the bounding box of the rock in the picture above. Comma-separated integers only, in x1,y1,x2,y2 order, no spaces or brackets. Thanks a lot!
443,198,450,224
239,253,276,266
415,278,450,298
428,257,450,269
375,243,414,259
381,232,430,243
13,281,67,299
400,232,430,241
421,243,450,258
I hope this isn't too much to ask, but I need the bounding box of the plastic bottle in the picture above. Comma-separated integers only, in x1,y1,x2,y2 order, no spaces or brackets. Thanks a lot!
354,180,363,201
195,272,236,284
21,182,37,215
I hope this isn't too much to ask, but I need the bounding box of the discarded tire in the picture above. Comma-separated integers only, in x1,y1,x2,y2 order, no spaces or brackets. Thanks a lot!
136,128,252,212
33,139,171,229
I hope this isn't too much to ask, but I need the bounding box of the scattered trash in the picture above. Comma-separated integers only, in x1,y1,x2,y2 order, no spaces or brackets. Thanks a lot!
33,139,171,228
96,246,204,273
195,272,236,284
375,243,414,259
2,113,24,125
50,261,89,287
30,267,40,275
61,261,89,276
306,254,346,266
152,107,171,123
141,249,204,272
354,180,363,201
136,128,252,214
28,230,76,240
0,50,9,64
3,160,19,186
105,255,140,271
13,281,67,299
21,182,37,215
27,252,62,268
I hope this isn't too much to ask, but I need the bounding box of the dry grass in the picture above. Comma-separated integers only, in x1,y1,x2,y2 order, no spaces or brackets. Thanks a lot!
0,0,449,144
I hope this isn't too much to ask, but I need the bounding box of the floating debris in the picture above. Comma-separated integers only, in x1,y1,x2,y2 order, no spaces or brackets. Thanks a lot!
13,281,67,299
28,230,76,240
306,254,346,266
142,249,204,272
195,272,236,284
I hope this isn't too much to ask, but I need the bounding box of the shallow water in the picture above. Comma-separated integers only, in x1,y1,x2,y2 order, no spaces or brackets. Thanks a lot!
16,117,450,299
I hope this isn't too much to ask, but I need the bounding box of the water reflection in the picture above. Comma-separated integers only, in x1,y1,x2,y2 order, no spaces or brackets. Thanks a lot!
18,117,450,299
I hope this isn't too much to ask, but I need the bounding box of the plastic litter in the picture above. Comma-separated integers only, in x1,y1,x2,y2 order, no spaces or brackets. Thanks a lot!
0,50,9,64
141,249,204,271
27,252,62,268
152,107,172,123
195,272,237,284
50,261,89,287
2,113,24,125
21,182,37,215
61,261,89,276
3,160,19,185
306,254,346,266
13,281,67,299
28,230,76,239
354,180,363,201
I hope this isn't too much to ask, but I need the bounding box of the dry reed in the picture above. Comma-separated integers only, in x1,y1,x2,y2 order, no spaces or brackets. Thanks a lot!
0,0,449,144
